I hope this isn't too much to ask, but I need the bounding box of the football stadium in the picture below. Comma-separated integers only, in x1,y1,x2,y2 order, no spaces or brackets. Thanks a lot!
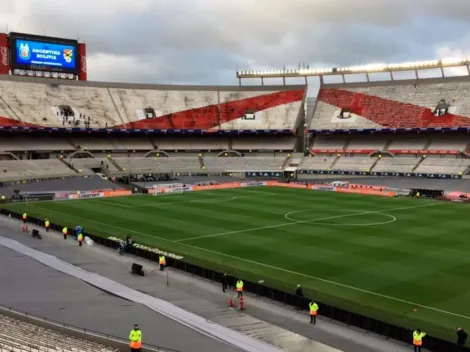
1,9,470,352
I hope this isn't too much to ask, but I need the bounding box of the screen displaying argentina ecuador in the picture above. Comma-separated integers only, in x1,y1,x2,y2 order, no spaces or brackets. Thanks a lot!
9,32,78,73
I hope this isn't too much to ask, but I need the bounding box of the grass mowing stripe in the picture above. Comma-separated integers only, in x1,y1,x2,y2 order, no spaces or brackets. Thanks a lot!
23,201,469,322
176,202,446,242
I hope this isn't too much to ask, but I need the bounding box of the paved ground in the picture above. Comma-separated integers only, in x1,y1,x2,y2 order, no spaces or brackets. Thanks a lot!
0,245,241,352
0,216,422,352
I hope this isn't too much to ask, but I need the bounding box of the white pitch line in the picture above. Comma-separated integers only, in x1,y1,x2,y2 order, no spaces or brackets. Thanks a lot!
176,202,446,242
23,201,470,321
93,192,276,208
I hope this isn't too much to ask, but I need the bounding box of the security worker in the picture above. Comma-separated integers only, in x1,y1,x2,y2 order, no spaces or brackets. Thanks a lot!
159,255,166,271
129,324,142,352
45,219,50,232
22,212,27,224
77,233,84,247
62,226,68,239
309,300,319,325
222,273,228,292
236,279,244,298
413,328,426,352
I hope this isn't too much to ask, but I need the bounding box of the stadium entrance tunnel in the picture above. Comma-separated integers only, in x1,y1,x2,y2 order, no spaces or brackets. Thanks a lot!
284,209,397,226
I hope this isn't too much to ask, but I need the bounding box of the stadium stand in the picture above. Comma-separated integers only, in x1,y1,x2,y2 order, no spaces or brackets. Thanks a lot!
309,76,470,130
0,159,76,182
372,157,420,173
333,156,376,172
112,156,202,174
0,76,305,131
203,156,287,172
232,136,296,151
0,313,116,352
299,156,337,171
414,156,469,175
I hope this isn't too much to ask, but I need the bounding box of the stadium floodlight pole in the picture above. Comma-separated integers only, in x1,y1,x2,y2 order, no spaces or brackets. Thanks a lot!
236,57,470,84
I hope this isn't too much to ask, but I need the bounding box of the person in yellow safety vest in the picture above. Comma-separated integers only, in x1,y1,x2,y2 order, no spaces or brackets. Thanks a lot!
159,255,166,271
45,219,50,232
236,279,244,298
22,212,27,224
309,301,319,325
413,329,426,352
129,324,142,352
77,233,84,247
62,227,68,240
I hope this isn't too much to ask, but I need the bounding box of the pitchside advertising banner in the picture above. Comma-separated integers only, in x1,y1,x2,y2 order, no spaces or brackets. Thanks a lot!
9,33,78,73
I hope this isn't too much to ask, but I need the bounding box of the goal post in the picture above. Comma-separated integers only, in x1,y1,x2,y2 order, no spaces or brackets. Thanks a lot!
151,183,184,195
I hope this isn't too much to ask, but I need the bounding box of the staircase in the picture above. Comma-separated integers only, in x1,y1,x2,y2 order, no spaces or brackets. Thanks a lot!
329,155,341,170
280,155,290,170
369,157,381,172
60,158,79,173
412,157,425,172
107,88,127,128
342,139,351,151
0,96,23,124
199,154,205,169
108,157,124,172
383,139,393,151
422,139,432,151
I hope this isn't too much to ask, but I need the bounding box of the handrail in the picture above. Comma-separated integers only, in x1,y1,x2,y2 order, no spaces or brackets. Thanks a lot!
0,304,182,352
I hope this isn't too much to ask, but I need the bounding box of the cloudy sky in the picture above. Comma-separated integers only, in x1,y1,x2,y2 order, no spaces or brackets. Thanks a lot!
1,0,470,90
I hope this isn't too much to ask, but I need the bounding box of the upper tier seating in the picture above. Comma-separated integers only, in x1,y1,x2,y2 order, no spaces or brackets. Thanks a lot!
0,77,305,131
310,77,470,130
0,313,116,352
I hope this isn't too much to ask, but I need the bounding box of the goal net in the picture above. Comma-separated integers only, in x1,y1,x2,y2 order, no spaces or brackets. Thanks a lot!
151,183,184,195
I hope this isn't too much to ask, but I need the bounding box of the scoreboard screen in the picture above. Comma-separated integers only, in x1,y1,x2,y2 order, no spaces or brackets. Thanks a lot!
9,32,79,74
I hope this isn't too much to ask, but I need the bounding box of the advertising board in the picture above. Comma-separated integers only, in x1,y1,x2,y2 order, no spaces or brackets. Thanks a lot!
68,191,104,200
9,32,78,73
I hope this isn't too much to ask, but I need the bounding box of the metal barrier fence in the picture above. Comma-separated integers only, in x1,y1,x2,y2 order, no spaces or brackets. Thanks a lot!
2,209,469,352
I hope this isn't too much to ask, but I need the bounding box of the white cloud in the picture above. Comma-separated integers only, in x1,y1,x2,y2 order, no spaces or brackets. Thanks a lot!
0,0,469,86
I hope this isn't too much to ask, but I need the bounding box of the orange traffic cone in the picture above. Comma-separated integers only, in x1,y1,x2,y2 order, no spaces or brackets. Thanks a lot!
239,296,245,310
229,295,236,308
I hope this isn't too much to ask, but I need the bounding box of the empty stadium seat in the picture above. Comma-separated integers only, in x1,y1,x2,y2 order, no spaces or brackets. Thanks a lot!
310,77,470,130
0,77,305,131
203,156,286,172
0,313,116,352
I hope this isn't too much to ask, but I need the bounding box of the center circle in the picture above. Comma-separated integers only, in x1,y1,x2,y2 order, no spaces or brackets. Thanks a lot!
284,209,396,226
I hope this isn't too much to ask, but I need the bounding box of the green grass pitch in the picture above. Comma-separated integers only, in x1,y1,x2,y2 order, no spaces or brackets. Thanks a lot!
4,187,470,342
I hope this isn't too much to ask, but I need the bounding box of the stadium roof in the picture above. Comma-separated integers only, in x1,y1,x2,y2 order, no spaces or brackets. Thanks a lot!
237,57,470,80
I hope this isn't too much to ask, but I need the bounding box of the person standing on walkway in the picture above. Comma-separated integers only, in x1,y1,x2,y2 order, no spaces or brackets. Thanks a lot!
413,329,426,352
77,233,84,247
22,212,27,224
62,226,68,239
44,219,50,232
236,279,244,298
159,255,166,271
309,300,319,325
129,324,142,352
222,273,228,292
